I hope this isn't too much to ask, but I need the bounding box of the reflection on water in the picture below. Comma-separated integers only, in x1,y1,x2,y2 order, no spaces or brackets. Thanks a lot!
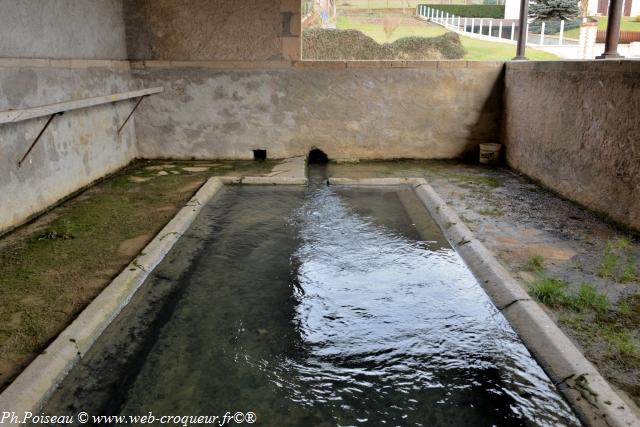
42,178,579,426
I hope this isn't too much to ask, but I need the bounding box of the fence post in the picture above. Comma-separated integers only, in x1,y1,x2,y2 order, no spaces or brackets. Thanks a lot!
457,15,461,30
511,22,515,40
540,21,545,45
446,12,449,26
499,20,503,39
559,19,565,45
464,17,468,32
488,19,493,37
479,19,484,35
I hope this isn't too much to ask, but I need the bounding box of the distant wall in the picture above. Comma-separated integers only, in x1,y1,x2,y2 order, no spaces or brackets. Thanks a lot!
124,0,301,61
0,0,127,59
503,61,640,231
0,60,139,234
132,61,503,160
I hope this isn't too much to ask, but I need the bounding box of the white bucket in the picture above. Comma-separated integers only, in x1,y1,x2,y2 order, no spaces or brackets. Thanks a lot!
479,143,502,165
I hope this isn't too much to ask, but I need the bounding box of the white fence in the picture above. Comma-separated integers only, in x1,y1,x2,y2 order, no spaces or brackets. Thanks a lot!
416,5,578,48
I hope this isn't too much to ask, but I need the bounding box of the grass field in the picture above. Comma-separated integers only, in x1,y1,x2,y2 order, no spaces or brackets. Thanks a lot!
336,15,560,60
563,16,640,39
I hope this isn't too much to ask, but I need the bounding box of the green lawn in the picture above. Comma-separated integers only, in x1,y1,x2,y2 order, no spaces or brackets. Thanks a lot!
563,16,640,39
336,15,560,60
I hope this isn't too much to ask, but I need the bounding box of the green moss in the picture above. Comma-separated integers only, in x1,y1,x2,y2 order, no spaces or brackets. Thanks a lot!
0,159,275,386
530,276,568,307
619,260,638,284
478,206,502,217
446,173,501,189
572,284,609,314
603,328,639,359
597,238,638,282
522,255,545,273
618,302,632,317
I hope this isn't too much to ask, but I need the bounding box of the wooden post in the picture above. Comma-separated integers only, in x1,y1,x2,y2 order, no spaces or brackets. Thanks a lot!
596,0,625,58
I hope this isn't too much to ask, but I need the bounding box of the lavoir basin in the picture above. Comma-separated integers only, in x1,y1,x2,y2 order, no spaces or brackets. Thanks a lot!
42,176,580,426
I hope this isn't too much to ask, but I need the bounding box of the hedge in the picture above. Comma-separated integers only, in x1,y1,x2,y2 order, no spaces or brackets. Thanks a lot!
420,4,505,18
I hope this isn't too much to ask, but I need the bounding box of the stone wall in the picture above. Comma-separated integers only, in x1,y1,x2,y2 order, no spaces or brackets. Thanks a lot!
132,61,504,161
503,61,640,231
0,60,140,234
0,0,127,59
123,0,301,61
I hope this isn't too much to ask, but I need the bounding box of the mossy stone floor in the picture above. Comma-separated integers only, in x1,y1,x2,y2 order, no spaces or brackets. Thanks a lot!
328,160,640,409
0,159,274,390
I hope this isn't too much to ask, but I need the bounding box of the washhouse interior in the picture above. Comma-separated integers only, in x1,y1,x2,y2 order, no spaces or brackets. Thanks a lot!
0,1,639,427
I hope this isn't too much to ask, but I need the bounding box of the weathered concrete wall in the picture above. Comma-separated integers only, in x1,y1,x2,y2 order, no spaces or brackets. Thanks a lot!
132,61,504,160
503,61,640,231
124,0,301,61
0,60,139,234
0,0,127,59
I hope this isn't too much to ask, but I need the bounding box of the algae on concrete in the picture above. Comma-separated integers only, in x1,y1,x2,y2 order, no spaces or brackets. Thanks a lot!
0,159,275,391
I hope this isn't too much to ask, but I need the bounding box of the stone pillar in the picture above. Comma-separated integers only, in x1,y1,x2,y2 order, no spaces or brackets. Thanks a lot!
281,0,301,61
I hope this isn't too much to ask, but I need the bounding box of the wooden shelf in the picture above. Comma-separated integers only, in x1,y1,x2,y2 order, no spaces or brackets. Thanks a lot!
0,87,163,125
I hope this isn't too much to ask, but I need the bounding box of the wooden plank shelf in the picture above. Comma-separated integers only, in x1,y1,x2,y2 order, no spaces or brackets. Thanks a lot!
0,87,163,125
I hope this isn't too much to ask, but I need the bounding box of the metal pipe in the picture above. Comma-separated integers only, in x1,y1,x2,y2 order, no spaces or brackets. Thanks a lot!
514,0,530,59
18,112,63,168
117,95,146,134
596,0,624,58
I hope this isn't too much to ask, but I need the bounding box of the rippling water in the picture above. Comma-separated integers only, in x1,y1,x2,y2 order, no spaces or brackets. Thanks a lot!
43,175,579,426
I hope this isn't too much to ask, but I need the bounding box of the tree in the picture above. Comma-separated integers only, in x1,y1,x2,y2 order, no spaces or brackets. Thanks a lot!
529,0,580,20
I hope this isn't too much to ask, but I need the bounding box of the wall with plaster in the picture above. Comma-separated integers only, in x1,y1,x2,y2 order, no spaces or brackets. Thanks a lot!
0,62,139,234
123,0,301,61
503,60,640,231
132,62,504,161
0,0,127,59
